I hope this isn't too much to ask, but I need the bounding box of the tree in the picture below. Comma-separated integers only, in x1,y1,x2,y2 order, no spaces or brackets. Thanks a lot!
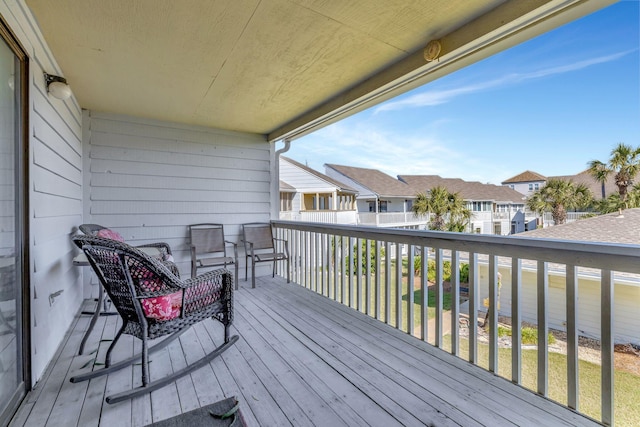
526,179,592,225
412,186,471,231
588,143,640,209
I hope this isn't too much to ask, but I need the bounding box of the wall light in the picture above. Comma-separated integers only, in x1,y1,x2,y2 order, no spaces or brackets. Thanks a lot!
44,73,72,100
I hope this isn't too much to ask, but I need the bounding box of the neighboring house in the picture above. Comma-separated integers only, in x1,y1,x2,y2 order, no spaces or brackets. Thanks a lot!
324,164,423,228
501,170,547,197
502,169,618,226
279,157,358,224
398,175,531,235
502,169,617,200
496,209,640,345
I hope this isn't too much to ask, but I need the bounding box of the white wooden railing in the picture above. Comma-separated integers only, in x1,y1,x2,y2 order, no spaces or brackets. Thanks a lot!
543,211,593,225
358,212,427,226
271,220,640,426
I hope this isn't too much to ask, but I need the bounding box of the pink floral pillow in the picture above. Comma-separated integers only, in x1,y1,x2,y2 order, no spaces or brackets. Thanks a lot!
141,291,182,321
96,228,125,242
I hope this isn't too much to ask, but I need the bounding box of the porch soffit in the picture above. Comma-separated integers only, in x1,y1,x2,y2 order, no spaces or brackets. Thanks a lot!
25,0,614,141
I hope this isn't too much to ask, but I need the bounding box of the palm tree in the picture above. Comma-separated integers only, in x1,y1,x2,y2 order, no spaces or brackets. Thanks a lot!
588,143,640,207
526,179,592,225
412,186,471,231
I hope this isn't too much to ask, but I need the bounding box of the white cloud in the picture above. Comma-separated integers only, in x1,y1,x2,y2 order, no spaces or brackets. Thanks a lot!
375,50,633,113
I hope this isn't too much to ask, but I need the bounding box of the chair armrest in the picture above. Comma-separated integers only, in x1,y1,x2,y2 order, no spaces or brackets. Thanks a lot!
136,241,173,256
181,268,234,316
225,240,238,261
273,237,289,257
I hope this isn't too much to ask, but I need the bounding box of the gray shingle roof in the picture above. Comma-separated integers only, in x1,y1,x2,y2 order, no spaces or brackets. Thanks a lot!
518,208,640,245
548,169,618,200
399,175,525,203
325,164,416,198
502,170,547,184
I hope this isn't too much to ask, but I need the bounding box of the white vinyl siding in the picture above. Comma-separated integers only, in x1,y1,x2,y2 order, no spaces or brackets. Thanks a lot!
84,112,271,280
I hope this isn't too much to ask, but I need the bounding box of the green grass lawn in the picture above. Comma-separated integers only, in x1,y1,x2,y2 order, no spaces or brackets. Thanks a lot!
449,336,640,426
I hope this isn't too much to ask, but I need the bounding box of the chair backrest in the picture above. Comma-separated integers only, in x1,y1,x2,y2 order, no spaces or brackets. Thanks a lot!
79,224,107,236
73,235,181,323
241,223,274,252
189,223,226,255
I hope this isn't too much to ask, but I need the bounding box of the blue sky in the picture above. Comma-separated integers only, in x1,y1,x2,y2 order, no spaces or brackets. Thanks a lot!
283,1,640,185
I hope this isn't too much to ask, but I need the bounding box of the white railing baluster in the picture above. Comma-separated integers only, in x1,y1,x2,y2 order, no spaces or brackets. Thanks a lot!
348,237,354,307
365,239,371,316
512,258,522,384
435,248,443,347
421,246,428,342
601,269,614,426
407,245,415,336
395,242,402,330
385,241,391,325
469,252,478,364
341,236,347,304
566,264,578,410
489,255,498,373
375,240,381,320
356,237,362,312
537,260,549,397
451,250,460,356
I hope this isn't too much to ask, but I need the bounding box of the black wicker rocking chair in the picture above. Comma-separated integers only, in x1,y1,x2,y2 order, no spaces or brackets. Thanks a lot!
70,235,238,404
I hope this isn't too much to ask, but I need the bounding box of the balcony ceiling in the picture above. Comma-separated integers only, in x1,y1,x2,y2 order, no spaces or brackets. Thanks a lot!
26,0,611,141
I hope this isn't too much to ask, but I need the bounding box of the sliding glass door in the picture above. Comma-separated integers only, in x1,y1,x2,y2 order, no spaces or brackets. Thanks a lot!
0,16,27,425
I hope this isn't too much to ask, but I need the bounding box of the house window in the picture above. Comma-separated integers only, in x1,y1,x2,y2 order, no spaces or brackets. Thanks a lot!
534,183,539,190
378,201,388,212
280,192,293,211
528,183,533,191
509,184,514,189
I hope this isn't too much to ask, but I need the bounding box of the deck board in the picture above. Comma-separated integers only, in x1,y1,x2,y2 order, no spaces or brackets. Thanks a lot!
11,277,601,427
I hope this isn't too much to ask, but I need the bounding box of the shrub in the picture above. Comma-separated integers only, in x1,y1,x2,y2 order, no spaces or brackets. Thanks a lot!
345,240,385,275
413,256,469,284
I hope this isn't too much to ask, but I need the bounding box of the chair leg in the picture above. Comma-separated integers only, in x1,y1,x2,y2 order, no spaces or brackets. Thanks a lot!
105,322,126,367
234,262,239,290
286,257,290,283
141,334,149,386
252,258,256,288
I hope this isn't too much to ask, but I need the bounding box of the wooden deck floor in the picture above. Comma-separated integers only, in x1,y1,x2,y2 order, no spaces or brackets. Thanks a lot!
11,277,600,427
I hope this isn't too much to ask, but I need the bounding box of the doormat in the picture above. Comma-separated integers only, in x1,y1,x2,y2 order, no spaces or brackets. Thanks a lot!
145,397,246,427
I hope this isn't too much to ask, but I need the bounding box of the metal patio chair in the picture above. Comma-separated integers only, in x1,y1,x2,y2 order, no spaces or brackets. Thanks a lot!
241,223,289,288
70,235,238,404
189,223,238,289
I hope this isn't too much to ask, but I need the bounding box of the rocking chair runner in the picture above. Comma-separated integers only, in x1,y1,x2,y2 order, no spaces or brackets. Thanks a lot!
71,235,238,404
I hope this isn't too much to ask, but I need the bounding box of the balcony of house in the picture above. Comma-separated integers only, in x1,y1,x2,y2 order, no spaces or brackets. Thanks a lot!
357,212,428,228
15,222,637,426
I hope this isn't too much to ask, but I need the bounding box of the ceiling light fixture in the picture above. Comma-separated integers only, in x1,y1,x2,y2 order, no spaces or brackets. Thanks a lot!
44,73,72,100
423,40,442,62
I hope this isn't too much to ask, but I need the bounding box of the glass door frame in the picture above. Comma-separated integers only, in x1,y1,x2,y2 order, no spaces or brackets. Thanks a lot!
0,12,30,426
